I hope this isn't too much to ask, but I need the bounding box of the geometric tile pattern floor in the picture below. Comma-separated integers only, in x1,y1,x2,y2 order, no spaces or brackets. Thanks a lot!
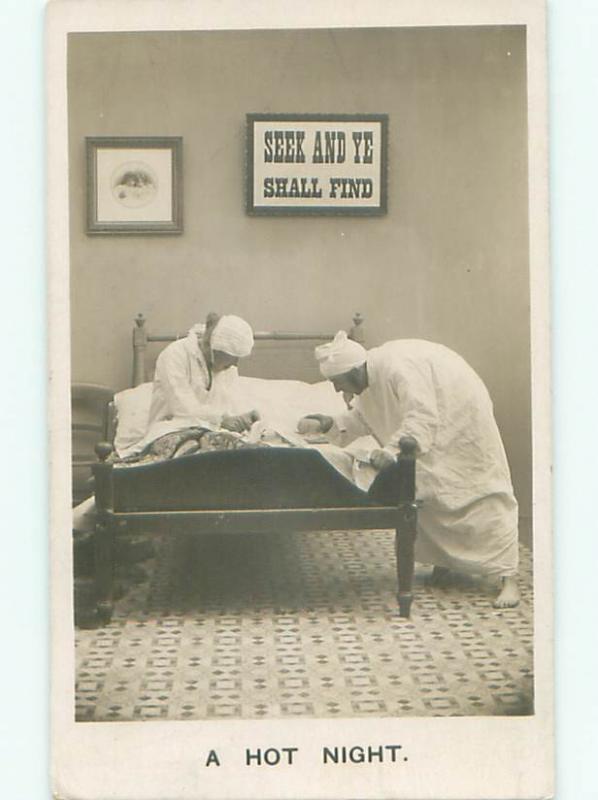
75,531,534,721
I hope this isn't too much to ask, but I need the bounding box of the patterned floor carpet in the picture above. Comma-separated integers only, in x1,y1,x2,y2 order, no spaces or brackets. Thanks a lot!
75,530,534,721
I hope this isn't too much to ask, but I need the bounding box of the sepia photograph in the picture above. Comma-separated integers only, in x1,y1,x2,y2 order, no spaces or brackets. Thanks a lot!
48,2,553,798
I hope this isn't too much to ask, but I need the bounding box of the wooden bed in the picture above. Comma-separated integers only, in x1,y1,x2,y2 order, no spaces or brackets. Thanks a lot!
89,313,420,624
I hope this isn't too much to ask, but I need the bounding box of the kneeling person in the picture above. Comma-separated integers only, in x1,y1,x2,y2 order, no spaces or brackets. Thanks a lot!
298,331,520,608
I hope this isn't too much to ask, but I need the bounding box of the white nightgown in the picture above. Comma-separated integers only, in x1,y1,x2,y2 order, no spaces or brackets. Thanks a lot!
330,340,519,578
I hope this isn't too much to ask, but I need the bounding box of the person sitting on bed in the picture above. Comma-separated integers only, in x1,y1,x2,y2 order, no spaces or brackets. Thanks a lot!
72,313,258,536
148,312,258,433
298,331,520,609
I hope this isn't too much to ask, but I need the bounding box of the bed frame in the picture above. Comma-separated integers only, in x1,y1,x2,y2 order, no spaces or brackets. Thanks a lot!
90,312,419,625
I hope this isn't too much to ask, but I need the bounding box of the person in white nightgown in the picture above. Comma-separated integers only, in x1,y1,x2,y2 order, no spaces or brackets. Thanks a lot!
73,313,257,532
298,331,520,608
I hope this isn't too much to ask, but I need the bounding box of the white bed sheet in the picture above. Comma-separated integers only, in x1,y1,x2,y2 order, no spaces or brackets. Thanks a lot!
114,373,379,489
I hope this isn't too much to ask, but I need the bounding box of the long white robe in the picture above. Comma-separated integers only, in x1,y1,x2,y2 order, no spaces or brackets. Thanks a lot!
147,324,238,430
330,340,519,578
113,327,241,459
73,327,240,529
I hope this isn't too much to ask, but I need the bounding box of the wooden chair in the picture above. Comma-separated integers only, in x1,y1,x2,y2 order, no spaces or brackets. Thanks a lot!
71,383,115,506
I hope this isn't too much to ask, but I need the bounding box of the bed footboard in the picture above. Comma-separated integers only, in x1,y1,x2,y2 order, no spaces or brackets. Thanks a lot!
88,437,420,624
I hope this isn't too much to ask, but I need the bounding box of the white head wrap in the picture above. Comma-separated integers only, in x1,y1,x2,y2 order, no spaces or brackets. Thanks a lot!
315,330,367,379
211,315,254,358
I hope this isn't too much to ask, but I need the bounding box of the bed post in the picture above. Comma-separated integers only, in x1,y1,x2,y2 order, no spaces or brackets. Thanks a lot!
348,312,365,345
395,435,418,618
132,313,147,387
92,441,116,624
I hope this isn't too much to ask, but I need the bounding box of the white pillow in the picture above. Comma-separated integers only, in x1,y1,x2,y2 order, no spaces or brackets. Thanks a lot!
113,377,347,454
233,376,346,431
114,382,153,454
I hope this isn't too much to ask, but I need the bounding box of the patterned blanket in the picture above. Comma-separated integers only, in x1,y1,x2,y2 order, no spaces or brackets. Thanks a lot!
110,424,376,492
112,427,270,468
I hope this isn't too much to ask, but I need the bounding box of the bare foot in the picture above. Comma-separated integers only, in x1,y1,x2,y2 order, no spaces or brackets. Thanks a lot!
428,565,453,587
493,576,520,608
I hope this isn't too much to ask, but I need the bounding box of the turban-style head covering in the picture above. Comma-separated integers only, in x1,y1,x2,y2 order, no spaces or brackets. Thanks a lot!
315,330,367,379
211,315,254,358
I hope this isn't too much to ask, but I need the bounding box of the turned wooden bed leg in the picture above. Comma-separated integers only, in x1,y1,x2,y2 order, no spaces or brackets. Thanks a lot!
395,436,418,618
348,312,365,345
94,518,115,624
395,517,417,618
92,441,116,624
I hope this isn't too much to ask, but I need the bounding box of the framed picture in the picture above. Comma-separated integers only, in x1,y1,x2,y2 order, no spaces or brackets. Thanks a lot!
86,136,183,234
246,113,388,216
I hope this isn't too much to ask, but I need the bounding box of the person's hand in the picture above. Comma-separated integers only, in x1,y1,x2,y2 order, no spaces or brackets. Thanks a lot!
221,415,245,432
297,414,334,435
342,391,354,410
221,410,259,433
370,449,396,471
239,409,260,430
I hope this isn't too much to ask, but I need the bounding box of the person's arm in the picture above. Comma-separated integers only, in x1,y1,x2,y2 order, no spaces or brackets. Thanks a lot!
383,364,438,457
154,345,224,428
297,407,370,446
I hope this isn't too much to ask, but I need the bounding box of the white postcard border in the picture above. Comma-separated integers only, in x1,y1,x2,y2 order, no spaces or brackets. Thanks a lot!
48,2,553,799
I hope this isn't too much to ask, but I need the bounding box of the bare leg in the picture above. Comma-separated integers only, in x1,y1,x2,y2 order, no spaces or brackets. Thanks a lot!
73,496,97,533
493,575,520,608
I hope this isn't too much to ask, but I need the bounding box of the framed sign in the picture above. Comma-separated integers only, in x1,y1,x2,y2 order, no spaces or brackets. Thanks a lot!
246,113,388,215
86,136,183,234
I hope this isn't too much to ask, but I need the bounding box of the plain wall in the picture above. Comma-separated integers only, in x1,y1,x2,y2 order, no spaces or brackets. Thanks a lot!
68,26,531,521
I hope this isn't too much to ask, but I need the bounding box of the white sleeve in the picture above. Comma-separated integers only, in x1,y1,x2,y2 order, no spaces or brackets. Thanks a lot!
384,364,438,456
154,346,224,428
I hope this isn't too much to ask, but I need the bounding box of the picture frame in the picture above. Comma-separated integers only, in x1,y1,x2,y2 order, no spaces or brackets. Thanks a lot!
86,136,183,234
246,113,388,216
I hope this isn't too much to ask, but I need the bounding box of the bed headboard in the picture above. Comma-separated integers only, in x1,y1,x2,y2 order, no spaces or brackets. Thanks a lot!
131,312,365,386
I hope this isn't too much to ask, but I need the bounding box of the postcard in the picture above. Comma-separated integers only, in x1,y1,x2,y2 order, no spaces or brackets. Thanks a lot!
48,1,553,797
